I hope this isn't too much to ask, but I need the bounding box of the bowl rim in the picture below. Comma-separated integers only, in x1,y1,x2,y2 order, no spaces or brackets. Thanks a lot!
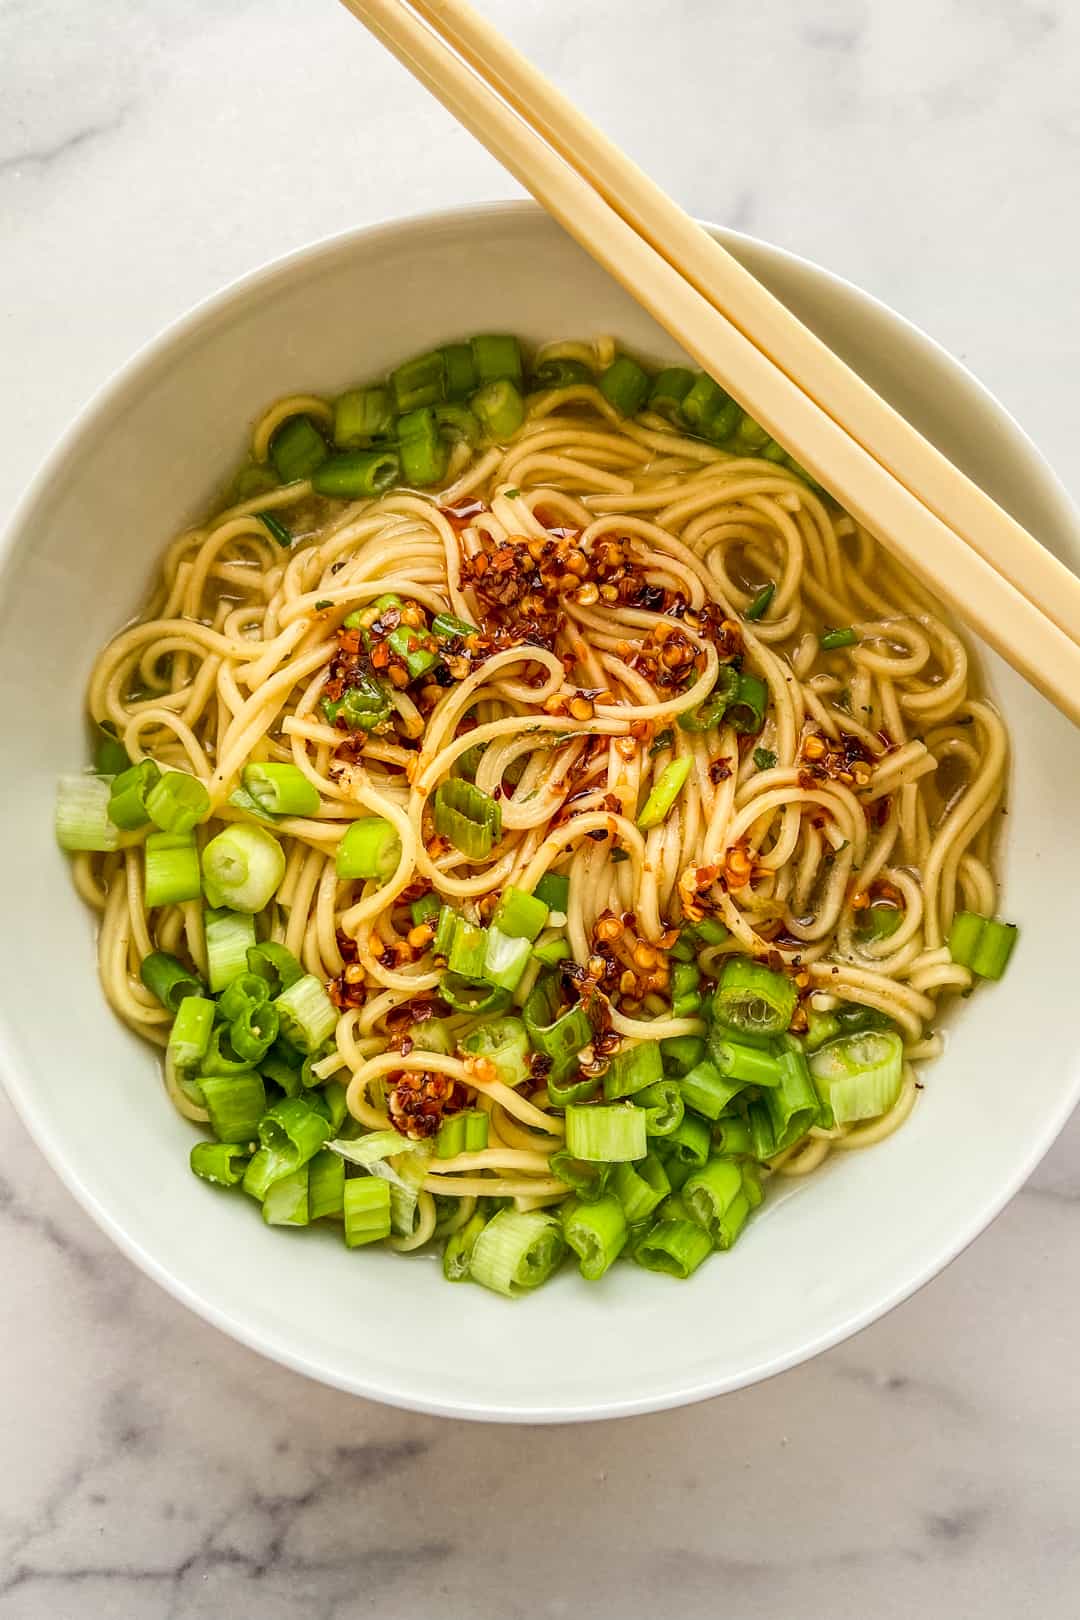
2,198,1078,1423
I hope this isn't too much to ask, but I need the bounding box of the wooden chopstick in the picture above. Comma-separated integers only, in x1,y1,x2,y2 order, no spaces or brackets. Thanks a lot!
338,0,1080,726
409,0,1080,649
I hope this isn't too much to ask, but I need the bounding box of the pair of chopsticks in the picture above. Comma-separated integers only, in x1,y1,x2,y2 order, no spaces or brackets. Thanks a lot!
338,0,1080,727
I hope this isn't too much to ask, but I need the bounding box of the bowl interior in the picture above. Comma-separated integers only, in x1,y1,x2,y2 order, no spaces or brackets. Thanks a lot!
2,204,1078,1421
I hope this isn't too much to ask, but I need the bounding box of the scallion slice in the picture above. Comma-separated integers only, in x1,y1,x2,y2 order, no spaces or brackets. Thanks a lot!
57,774,122,851
707,1036,784,1089
241,762,320,818
634,1219,713,1278
140,950,203,1011
470,378,525,441
336,816,401,882
660,1111,711,1168
343,1177,392,1247
809,1030,904,1125
602,1040,663,1100
200,1070,266,1144
190,1141,250,1187
201,823,285,913
532,871,570,912
469,1208,566,1297
308,1148,346,1220
564,1103,647,1163
273,974,337,1055
635,1080,685,1137
145,770,210,834
491,885,549,941
523,973,592,1085
598,353,650,417
548,1150,610,1202
482,925,533,991
727,672,768,735
333,385,395,448
612,1154,670,1222
167,994,215,1073
93,724,129,776
947,910,1018,980
204,908,257,993
711,957,796,1038
442,1208,487,1280
144,830,201,908
246,940,305,996
261,1164,310,1227
433,778,501,858
398,405,449,488
683,1157,744,1246
562,1195,628,1280
106,758,162,829
391,349,446,412
471,334,523,385
461,1016,531,1087
269,415,328,483
637,757,692,830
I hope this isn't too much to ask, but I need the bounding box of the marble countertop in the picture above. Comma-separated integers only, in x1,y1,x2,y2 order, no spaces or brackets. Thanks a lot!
3,2,1080,1614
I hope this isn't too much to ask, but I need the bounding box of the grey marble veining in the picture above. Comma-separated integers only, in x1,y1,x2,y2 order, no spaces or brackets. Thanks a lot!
2,2,1080,1616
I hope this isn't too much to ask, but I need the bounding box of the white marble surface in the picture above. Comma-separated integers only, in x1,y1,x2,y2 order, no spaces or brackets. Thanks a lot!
3,1,1080,1614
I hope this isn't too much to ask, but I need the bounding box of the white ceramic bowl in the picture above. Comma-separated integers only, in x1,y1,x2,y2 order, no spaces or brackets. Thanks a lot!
2,203,1078,1422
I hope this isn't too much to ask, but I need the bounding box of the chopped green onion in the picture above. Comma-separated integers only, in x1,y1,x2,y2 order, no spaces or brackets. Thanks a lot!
432,904,458,958
612,1153,670,1222
333,385,395,448
140,950,203,1011
562,1195,627,1280
522,973,592,1084
947,911,1018,980
659,1035,706,1075
258,512,293,548
714,1116,752,1155
548,1150,610,1202
443,1209,488,1279
753,747,778,771
634,1219,712,1278
635,1080,685,1137
679,1059,746,1121
385,621,441,682
246,940,304,996
470,378,525,441
860,902,904,942
820,627,858,651
809,1030,904,1125
603,1039,663,1100
532,871,570,912
107,759,161,830
730,411,771,455
336,816,401,882
683,1157,745,1247
482,925,533,991
469,1208,565,1297
532,936,572,967
471,334,523,386
343,1177,392,1247
660,1111,711,1168
439,973,512,1015
93,726,129,776
546,1069,601,1107
217,972,270,1021
200,1070,266,1144
598,354,650,416
712,956,796,1037
202,823,285,913
261,1164,309,1226
274,974,337,1054
649,728,675,758
492,885,549,941
742,1160,764,1208
708,1036,785,1088
637,756,692,830
746,583,775,621
461,1016,531,1087
258,1096,331,1177
227,999,279,1065
145,770,210,834
190,1141,249,1187
432,778,501,859
144,831,201,908
677,665,740,733
199,1023,255,1078
269,415,328,483
448,918,488,979
435,403,481,447
442,342,478,400
227,786,277,824
691,916,731,947
410,892,442,927
204,909,257,993
532,356,591,388
322,670,393,732
391,349,446,412
647,366,694,422
398,406,449,487
167,995,215,1072
436,1108,489,1159
565,1103,647,1163
727,672,768,734
432,611,479,640
764,1039,820,1148
308,1147,345,1220
239,762,320,819
314,447,401,500
681,374,734,440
